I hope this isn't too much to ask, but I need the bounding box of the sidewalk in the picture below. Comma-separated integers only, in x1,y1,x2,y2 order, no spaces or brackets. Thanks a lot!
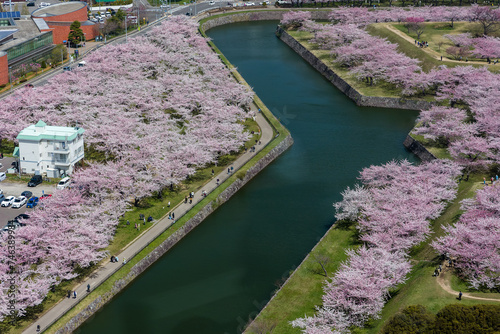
23,104,274,334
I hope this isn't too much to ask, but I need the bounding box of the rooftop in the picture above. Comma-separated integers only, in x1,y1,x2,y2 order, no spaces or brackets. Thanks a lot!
17,121,85,142
0,18,44,52
31,2,87,18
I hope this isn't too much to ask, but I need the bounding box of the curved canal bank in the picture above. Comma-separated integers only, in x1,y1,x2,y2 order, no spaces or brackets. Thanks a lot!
75,21,419,334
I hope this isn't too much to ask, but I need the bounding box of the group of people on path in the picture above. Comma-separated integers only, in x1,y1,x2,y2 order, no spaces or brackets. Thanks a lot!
415,40,429,48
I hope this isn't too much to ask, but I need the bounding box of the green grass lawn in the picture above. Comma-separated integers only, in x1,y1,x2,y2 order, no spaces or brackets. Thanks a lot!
390,21,500,73
248,172,498,334
288,29,405,98
247,222,360,334
362,173,498,333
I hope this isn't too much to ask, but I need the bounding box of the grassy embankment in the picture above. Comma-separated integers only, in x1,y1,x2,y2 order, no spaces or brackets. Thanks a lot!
246,23,499,334
4,18,290,334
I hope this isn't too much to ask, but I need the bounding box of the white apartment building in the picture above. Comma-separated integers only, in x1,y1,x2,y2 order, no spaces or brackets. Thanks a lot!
15,120,85,178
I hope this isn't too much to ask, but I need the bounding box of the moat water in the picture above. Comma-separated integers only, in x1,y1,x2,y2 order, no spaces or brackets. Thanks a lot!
77,21,419,334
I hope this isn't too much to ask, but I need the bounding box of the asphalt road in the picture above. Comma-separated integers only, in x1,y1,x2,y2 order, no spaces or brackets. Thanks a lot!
0,157,55,229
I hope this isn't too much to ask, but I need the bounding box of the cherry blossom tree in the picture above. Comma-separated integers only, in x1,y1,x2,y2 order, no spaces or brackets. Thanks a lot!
0,16,255,320
433,184,500,289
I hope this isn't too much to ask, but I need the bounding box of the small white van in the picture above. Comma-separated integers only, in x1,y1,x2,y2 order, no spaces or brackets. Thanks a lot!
56,177,71,190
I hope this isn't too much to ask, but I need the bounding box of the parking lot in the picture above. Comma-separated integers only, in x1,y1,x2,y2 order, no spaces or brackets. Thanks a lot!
0,157,55,229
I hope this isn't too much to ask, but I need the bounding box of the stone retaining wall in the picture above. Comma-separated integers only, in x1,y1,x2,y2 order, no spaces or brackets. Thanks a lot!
277,27,433,111
54,135,294,334
403,134,437,162
200,10,330,31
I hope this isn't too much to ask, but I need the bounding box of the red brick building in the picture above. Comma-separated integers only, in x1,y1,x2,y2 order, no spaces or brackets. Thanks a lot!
31,2,97,44
0,52,8,85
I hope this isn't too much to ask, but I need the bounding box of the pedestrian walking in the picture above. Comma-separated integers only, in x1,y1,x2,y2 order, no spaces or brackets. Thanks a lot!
227,168,230,174
492,177,494,184
439,265,442,272
189,198,192,204
172,212,175,219
484,177,487,185
126,220,130,225
123,258,127,265
216,178,219,185
168,201,171,207
230,166,234,172
73,291,77,299
67,290,71,298
211,169,214,176
37,325,40,332
458,291,462,300
441,56,443,61
87,284,90,292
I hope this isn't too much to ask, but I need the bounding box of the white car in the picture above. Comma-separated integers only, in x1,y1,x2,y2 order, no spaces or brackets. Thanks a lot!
11,196,27,209
0,172,5,182
1,196,15,207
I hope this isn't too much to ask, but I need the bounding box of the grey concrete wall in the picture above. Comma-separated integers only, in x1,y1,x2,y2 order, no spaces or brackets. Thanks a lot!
403,134,436,162
54,135,294,334
200,10,330,31
277,27,433,111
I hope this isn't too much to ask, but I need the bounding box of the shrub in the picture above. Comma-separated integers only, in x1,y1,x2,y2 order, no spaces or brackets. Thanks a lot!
434,304,500,334
383,304,500,334
382,305,435,334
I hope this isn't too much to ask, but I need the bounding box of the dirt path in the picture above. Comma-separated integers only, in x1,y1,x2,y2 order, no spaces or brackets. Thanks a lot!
381,23,495,67
436,263,500,302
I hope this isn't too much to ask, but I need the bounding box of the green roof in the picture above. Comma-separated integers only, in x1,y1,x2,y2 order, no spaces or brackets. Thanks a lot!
35,120,47,127
16,122,85,142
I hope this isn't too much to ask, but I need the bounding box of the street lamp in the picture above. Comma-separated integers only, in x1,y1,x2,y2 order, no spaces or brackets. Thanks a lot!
8,66,12,92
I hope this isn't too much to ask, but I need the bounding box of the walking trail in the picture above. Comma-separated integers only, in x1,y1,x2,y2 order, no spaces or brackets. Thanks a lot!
436,262,500,302
381,22,497,67
22,58,276,334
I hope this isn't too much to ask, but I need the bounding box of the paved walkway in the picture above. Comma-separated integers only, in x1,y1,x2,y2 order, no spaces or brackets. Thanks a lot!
436,261,500,302
382,23,496,66
23,103,274,333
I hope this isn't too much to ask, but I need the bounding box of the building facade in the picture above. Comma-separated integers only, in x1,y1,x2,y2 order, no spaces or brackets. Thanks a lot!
16,120,85,178
31,2,97,44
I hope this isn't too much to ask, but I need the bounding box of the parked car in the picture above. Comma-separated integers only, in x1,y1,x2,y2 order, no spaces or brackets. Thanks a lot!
28,175,43,187
1,196,14,207
0,172,6,182
26,197,39,208
160,3,170,8
39,194,52,200
57,177,71,190
26,1,35,5
0,194,4,202
0,189,3,194
63,66,72,72
21,191,32,199
11,196,27,208
209,0,215,4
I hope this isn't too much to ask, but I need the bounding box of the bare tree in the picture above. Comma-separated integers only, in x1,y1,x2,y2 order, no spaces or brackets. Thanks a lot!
312,252,331,277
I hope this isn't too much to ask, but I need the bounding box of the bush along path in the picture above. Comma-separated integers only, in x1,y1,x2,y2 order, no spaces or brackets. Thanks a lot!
22,105,274,334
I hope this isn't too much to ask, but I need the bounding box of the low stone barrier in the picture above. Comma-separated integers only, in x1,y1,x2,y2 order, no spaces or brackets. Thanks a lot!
200,10,330,31
403,134,436,162
54,135,293,334
277,27,433,111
